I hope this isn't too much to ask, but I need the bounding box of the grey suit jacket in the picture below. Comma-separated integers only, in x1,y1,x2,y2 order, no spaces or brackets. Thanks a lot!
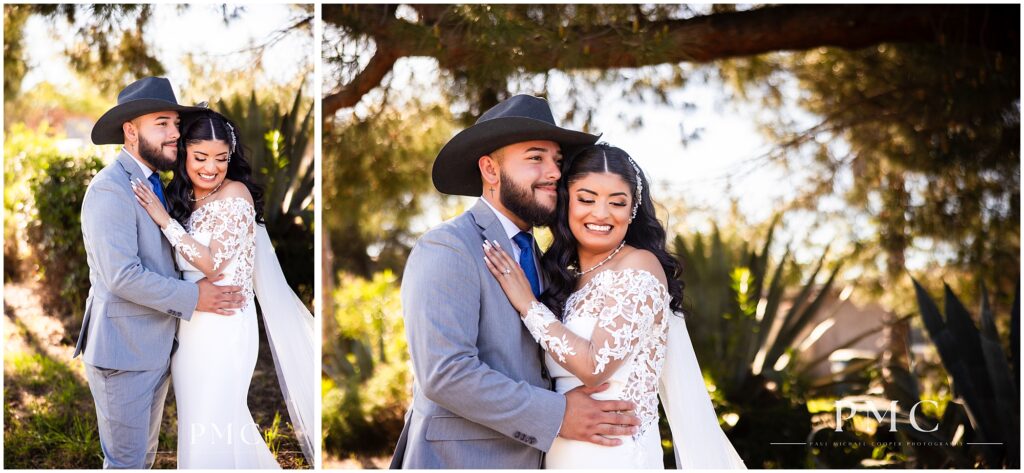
73,150,199,371
391,200,566,469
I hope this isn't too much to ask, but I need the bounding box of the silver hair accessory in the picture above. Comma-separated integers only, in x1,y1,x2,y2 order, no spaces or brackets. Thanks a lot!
625,154,643,221
225,122,237,160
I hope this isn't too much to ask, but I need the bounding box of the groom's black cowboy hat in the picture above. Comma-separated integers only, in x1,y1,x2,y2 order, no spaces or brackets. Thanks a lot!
91,77,204,145
432,94,601,196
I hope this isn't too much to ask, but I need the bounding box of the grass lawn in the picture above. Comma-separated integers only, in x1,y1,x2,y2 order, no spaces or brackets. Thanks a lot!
4,281,310,469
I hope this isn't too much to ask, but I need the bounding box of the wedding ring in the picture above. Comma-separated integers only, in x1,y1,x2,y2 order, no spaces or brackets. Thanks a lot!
503,267,511,275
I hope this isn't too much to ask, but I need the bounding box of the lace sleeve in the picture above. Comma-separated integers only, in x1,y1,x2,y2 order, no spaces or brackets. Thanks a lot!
161,197,255,277
520,269,664,386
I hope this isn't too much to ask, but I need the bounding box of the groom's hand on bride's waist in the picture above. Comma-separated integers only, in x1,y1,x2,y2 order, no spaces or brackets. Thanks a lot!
559,383,641,447
195,274,245,315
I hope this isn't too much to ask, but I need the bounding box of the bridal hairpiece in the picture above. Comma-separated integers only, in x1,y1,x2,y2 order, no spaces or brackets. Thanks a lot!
625,154,643,221
224,122,237,160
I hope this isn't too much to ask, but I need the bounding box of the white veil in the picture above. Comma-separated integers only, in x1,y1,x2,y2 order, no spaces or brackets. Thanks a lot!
253,225,315,464
659,313,747,469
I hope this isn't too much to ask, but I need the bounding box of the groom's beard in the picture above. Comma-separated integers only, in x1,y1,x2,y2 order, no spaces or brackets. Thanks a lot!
138,135,177,172
500,169,556,228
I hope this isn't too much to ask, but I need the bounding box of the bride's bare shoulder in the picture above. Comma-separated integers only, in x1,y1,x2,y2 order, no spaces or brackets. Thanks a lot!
218,180,254,205
618,248,667,285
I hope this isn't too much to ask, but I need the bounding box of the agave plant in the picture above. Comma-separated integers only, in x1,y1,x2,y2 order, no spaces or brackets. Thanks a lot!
216,84,314,302
670,219,869,467
674,219,851,402
217,83,314,229
908,280,1020,468
826,281,1020,468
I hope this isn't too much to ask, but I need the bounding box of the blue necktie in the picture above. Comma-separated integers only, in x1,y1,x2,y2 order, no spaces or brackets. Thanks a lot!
512,232,541,298
148,173,167,209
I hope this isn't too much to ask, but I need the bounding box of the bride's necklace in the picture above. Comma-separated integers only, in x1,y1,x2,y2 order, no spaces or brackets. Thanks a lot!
189,180,224,202
573,240,627,277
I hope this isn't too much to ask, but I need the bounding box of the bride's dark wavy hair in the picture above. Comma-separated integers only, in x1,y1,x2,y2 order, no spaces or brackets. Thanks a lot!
167,110,265,226
539,143,684,319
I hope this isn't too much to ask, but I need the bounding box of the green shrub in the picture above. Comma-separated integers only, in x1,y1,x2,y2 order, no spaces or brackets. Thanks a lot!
3,122,104,333
28,153,103,333
3,123,61,282
322,271,411,457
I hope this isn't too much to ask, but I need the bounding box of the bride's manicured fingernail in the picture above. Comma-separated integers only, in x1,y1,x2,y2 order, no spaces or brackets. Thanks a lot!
493,240,501,248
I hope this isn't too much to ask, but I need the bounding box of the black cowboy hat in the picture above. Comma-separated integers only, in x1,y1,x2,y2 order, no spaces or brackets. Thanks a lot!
91,77,204,145
432,94,601,196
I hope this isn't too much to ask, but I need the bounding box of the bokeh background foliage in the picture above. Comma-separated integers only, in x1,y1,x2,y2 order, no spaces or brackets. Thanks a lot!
321,4,1019,469
4,4,314,469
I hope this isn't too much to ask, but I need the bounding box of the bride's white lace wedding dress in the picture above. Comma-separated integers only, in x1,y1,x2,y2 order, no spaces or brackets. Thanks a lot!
522,268,746,469
162,197,280,469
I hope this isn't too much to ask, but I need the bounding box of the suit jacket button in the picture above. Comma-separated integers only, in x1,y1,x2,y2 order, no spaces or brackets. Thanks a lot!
529,436,536,445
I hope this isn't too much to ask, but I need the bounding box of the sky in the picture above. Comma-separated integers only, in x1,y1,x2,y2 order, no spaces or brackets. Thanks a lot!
20,4,310,98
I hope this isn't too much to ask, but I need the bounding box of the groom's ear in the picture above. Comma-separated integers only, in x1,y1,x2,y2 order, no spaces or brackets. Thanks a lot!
122,121,138,145
479,155,500,188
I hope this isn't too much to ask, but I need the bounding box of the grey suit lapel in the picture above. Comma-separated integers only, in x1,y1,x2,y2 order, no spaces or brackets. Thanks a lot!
115,149,147,182
115,149,180,273
469,199,548,292
469,200,514,252
115,151,160,230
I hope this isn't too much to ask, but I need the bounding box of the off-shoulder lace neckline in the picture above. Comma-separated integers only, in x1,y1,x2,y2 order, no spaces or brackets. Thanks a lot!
192,196,254,214
576,267,667,295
